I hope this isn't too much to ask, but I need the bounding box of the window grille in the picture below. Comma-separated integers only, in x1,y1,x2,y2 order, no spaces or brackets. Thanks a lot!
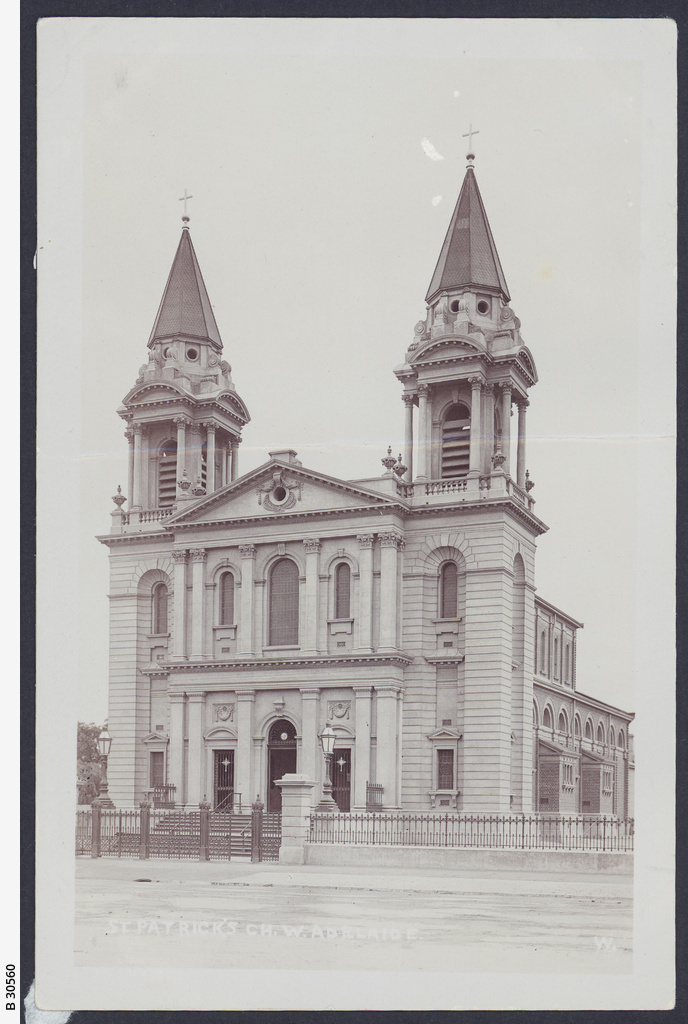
152,583,168,634
334,562,351,618
158,440,177,508
219,571,234,625
437,749,454,790
269,558,299,646
441,403,471,478
440,562,458,618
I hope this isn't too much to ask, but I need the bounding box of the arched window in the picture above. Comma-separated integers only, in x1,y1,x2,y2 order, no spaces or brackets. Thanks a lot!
558,710,569,735
269,558,299,646
609,725,616,748
618,729,626,750
334,562,351,619
554,637,559,678
441,403,471,478
574,715,582,739
439,562,458,618
158,440,177,508
585,718,593,740
151,582,168,634
543,706,553,730
597,723,605,746
219,571,234,625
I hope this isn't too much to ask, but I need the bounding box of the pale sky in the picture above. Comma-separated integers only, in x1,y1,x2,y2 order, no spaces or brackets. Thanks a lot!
38,20,674,726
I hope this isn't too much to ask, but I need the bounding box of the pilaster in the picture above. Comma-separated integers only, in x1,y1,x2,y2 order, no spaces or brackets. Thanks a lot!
302,539,321,654
186,692,205,806
300,688,321,802
238,544,256,655
356,534,375,652
171,550,188,660
189,548,207,659
375,685,401,808
168,692,185,806
352,686,372,809
236,691,255,807
378,532,404,651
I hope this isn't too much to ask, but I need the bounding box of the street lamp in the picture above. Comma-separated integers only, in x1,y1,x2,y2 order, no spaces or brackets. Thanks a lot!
315,722,338,812
96,724,115,809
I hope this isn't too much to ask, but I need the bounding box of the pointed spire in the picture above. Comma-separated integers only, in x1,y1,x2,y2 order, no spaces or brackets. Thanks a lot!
425,166,510,305
147,224,223,350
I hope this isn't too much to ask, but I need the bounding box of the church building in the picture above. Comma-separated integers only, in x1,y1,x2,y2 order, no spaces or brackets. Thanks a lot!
99,149,634,818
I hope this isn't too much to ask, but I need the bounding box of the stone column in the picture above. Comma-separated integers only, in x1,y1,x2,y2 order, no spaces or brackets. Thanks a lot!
230,440,240,482
378,532,404,651
132,424,144,509
189,548,207,659
356,534,375,652
482,384,495,477
353,686,372,809
375,686,400,808
416,385,428,479
174,416,188,487
186,693,205,806
468,377,482,477
517,399,528,489
275,775,317,865
402,393,414,481
204,422,216,493
500,383,512,476
168,692,185,805
238,545,256,655
171,549,188,660
300,688,321,801
236,691,254,809
125,428,135,510
302,539,321,654
224,445,231,486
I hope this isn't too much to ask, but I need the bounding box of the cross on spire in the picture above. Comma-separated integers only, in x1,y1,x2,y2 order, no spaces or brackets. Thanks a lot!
462,124,479,165
179,189,193,220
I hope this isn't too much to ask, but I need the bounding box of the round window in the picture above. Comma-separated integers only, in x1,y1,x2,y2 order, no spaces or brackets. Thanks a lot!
477,300,490,315
187,347,199,361
162,346,170,359
449,299,460,313
272,486,288,503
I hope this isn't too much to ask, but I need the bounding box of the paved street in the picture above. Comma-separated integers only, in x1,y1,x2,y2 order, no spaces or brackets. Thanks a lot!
74,857,632,974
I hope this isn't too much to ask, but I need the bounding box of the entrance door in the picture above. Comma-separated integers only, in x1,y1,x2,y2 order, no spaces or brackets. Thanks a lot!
267,719,297,812
332,748,352,812
213,750,235,811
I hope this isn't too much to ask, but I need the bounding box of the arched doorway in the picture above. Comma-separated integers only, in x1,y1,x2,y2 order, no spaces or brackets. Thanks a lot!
267,719,297,812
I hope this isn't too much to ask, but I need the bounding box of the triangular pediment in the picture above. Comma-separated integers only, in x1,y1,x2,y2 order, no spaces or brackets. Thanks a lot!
427,727,462,740
166,459,402,526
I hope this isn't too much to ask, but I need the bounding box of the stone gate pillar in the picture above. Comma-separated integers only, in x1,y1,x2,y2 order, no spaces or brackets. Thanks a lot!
275,774,317,865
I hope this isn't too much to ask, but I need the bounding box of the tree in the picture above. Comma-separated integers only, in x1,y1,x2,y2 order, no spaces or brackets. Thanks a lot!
77,721,104,804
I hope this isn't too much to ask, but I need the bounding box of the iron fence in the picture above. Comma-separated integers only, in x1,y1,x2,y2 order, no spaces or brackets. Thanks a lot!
76,801,279,860
75,809,92,856
309,812,634,852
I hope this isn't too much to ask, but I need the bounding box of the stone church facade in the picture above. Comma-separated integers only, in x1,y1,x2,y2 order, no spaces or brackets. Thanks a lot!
99,156,634,817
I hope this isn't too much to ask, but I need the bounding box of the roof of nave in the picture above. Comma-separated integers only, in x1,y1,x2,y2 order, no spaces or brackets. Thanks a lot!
148,226,223,349
426,166,510,306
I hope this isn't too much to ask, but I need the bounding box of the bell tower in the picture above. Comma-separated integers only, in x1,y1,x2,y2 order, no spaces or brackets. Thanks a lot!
395,145,537,496
118,203,250,519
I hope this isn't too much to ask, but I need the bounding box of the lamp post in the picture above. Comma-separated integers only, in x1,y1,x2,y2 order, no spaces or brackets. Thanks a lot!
315,723,338,812
96,724,115,809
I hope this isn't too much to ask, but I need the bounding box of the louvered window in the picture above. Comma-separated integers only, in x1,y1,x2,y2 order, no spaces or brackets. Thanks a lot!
158,440,177,508
441,403,471,478
219,572,234,625
437,749,454,790
334,562,351,618
440,562,458,618
269,558,299,646
152,583,168,634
